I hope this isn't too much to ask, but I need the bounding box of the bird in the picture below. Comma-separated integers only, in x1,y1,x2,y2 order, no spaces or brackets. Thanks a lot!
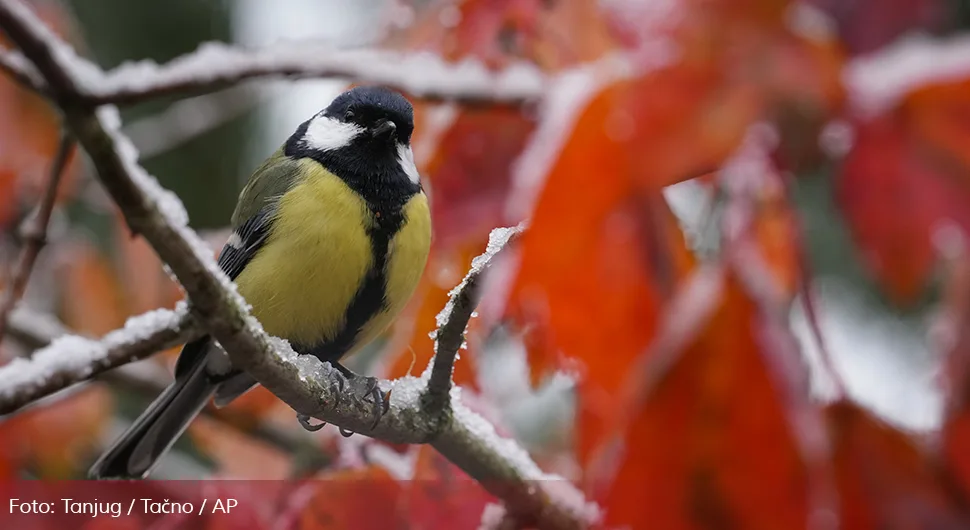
89,86,432,479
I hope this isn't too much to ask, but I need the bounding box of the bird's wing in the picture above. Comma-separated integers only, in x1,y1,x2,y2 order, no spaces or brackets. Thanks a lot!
217,207,275,281
174,153,303,379
173,207,275,380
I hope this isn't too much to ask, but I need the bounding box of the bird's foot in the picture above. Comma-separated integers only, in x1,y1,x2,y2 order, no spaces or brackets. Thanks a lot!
297,413,326,432
327,361,391,432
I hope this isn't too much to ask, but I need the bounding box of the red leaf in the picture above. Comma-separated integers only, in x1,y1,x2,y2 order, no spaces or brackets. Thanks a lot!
403,446,494,529
829,401,967,529
392,0,618,69
420,109,535,248
593,278,809,529
837,114,970,305
806,0,945,55
299,466,405,530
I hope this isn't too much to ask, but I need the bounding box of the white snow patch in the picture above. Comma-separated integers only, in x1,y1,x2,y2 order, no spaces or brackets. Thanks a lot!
0,305,188,402
792,280,943,432
451,386,601,525
845,33,970,117
477,503,507,530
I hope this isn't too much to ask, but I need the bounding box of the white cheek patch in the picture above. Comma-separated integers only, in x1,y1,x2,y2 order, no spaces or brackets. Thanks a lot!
304,115,364,151
397,143,421,185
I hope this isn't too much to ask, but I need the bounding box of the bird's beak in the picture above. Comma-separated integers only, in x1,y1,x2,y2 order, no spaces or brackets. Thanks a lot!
371,119,397,140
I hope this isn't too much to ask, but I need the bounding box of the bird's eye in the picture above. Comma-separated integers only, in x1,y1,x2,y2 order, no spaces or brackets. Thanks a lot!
344,110,355,121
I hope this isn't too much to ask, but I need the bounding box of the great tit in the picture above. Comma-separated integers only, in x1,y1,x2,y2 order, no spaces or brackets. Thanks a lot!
89,86,432,479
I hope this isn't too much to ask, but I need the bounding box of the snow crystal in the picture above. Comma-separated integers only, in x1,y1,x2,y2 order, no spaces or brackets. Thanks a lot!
0,305,188,402
432,224,524,353
451,388,544,479
271,337,335,386
845,33,970,117
388,372,431,411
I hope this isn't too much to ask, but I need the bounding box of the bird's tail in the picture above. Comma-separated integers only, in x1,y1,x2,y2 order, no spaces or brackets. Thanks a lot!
88,343,216,479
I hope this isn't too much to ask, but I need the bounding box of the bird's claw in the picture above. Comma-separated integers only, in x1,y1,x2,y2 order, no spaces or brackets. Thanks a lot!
325,362,391,433
297,413,326,432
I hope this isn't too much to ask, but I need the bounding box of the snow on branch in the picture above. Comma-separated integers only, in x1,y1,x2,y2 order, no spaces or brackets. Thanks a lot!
845,33,970,116
0,1,595,527
425,223,525,414
0,304,199,415
0,46,45,93
88,41,545,106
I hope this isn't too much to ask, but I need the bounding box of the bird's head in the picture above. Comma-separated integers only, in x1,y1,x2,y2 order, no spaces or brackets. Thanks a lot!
287,86,420,186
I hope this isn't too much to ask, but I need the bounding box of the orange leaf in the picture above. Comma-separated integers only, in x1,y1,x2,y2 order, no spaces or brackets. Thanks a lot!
0,4,81,227
907,79,970,182
299,466,405,530
507,80,695,457
113,218,182,315
0,386,112,478
627,66,761,189
829,401,966,529
59,243,128,336
595,277,808,530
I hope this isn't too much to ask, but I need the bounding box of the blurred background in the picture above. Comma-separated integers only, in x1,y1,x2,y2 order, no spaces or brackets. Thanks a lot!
4,0,970,528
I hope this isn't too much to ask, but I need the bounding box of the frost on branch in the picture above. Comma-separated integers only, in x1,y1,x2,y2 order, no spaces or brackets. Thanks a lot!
426,223,526,413
845,34,970,116
90,41,546,105
0,304,197,415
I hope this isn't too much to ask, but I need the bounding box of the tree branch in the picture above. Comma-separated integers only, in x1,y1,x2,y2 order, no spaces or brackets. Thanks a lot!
0,304,200,415
0,2,596,527
88,41,544,107
0,45,45,93
0,133,74,344
424,224,524,414
4,306,318,458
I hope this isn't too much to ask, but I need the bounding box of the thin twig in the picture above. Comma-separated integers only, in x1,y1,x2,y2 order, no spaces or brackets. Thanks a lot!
124,84,266,159
424,224,525,414
0,133,74,344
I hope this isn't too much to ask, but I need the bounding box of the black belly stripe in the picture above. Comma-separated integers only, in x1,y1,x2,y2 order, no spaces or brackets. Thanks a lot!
296,207,406,363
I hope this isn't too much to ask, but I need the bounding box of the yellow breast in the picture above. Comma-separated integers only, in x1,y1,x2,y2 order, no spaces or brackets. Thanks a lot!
233,159,431,357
